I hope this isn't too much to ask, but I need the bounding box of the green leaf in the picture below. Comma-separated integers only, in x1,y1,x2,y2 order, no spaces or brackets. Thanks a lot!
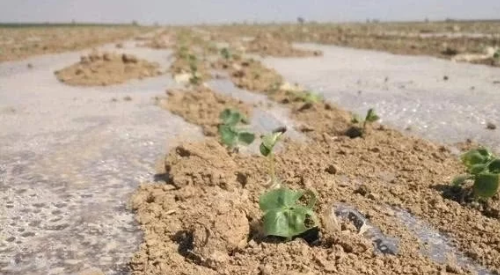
488,159,500,174
219,109,243,126
259,128,286,157
259,188,317,238
237,131,255,145
452,174,473,186
473,173,500,198
218,125,237,147
220,48,231,60
351,114,361,124
461,148,492,168
259,143,271,156
469,163,489,174
365,108,380,123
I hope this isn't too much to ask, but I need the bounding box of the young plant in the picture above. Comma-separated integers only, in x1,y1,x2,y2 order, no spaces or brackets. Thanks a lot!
352,108,380,132
188,62,201,85
493,49,500,60
452,148,500,199
259,127,287,188
218,109,255,149
258,127,319,239
220,48,231,60
294,90,323,103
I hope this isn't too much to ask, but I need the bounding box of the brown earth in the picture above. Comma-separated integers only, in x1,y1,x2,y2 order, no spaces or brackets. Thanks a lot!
227,58,283,92
0,26,146,62
160,87,252,136
123,27,500,274
204,22,500,67
129,39,500,274
130,137,460,275
54,51,162,86
246,33,322,57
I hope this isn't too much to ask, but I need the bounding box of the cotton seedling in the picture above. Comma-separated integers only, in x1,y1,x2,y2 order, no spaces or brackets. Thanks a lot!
494,49,500,59
220,48,231,60
188,62,202,86
259,127,287,188
293,90,323,103
258,127,319,239
351,108,380,133
217,109,255,149
452,148,500,199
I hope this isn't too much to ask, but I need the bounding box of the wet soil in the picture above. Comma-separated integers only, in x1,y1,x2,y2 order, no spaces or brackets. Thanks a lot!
55,51,162,86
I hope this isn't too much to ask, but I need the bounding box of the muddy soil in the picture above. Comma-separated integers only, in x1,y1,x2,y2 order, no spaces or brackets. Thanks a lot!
55,51,162,86
0,26,146,62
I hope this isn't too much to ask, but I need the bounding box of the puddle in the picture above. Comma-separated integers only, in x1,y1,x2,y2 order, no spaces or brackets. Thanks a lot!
263,43,500,153
0,46,203,275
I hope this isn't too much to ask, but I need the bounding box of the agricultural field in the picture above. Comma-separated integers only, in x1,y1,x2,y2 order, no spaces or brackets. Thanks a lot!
0,21,500,275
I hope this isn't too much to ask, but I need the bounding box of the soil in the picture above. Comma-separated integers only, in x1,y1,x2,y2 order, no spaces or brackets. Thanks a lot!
130,37,500,274
0,26,145,62
246,33,322,57
160,87,252,136
130,138,456,275
204,22,500,67
227,58,283,92
54,51,162,86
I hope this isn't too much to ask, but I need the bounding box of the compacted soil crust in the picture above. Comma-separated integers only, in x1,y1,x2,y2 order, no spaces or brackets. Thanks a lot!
54,51,162,86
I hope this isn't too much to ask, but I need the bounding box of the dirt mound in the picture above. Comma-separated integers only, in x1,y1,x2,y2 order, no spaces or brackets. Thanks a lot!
161,87,252,136
130,136,467,275
229,58,283,92
54,51,162,86
246,33,322,57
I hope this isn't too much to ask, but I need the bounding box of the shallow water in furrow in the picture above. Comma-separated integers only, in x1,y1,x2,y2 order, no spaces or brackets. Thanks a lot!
0,44,202,275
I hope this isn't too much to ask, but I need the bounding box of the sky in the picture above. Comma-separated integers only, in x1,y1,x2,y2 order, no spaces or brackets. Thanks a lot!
1,0,500,25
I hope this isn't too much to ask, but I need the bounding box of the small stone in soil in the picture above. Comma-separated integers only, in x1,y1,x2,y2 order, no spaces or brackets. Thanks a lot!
486,122,496,130
325,164,338,175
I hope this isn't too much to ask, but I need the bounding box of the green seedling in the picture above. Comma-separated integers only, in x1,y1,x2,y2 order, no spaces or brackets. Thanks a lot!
352,108,380,132
258,127,319,239
178,45,189,59
218,109,255,148
294,90,323,103
494,49,500,60
259,127,287,188
259,188,318,239
452,148,500,199
188,62,201,86
220,48,231,60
